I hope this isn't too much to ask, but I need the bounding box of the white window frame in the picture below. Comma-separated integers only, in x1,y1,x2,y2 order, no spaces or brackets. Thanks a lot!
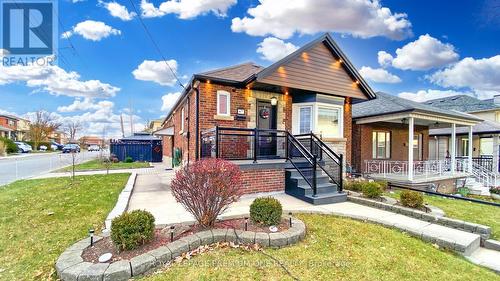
216,90,231,116
292,102,344,138
180,108,185,132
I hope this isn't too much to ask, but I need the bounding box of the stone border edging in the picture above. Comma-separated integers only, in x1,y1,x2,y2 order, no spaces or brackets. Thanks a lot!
104,172,137,231
56,217,306,281
347,195,491,241
484,239,500,251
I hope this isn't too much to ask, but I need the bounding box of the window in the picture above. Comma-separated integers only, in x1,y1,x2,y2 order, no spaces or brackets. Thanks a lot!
480,137,493,156
317,107,340,138
413,134,423,160
217,90,230,116
372,131,390,159
461,138,469,156
299,106,312,134
180,108,185,132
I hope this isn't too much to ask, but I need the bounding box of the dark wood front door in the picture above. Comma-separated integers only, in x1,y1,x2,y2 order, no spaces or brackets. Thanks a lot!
257,101,277,157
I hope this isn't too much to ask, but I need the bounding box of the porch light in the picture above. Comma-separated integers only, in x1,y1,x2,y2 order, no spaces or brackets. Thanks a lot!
355,80,360,85
271,97,278,106
206,80,210,84
285,91,289,96
88,228,95,246
338,59,343,63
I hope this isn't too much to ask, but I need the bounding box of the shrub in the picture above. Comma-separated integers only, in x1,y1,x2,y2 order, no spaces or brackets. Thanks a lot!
171,158,242,228
375,180,388,190
250,197,283,226
400,190,424,209
0,137,18,153
490,187,500,195
344,180,364,192
0,141,5,156
111,210,155,251
124,156,133,163
362,182,383,198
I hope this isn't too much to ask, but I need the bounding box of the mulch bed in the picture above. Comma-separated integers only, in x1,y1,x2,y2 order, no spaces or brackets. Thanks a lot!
82,218,290,263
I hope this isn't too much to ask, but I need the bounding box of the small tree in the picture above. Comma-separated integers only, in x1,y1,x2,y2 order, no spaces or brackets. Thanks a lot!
28,111,61,151
171,159,242,228
64,120,82,142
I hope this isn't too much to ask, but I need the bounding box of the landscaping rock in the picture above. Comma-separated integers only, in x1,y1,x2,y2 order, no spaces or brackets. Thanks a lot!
225,229,237,243
130,253,156,276
238,230,255,244
195,230,214,245
167,239,189,258
148,246,172,265
254,232,270,247
284,228,302,244
56,252,84,275
484,239,500,251
60,262,93,281
78,263,109,281
211,229,227,243
179,234,201,251
269,232,288,248
103,260,131,281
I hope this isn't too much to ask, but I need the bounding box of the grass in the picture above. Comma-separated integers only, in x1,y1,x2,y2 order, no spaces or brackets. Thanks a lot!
58,159,150,172
0,174,130,280
386,190,500,240
142,214,498,281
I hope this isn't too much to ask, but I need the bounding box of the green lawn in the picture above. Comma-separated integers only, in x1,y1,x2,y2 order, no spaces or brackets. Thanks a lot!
0,174,130,280
386,191,500,240
142,214,498,281
58,159,150,172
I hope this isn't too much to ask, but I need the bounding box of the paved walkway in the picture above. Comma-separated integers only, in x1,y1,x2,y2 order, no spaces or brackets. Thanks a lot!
127,170,500,273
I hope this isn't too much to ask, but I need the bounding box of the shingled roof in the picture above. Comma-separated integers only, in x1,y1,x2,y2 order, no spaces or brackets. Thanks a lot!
423,95,500,113
353,92,481,122
430,119,500,136
196,62,264,83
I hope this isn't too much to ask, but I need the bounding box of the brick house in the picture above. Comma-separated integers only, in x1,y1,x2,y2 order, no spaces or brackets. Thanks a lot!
0,114,19,140
157,34,375,204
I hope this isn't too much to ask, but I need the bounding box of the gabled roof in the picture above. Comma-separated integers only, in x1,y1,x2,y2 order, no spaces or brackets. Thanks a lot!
423,95,500,113
196,62,264,83
353,92,482,122
256,33,375,99
430,119,500,136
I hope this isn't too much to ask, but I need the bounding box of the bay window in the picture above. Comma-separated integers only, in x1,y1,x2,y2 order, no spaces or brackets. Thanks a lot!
293,102,343,138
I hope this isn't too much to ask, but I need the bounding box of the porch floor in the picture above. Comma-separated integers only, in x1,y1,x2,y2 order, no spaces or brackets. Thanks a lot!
367,172,469,184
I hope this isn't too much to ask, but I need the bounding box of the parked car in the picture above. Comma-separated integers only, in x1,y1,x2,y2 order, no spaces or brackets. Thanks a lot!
87,145,101,152
51,141,64,151
15,142,32,153
39,145,48,151
62,144,81,153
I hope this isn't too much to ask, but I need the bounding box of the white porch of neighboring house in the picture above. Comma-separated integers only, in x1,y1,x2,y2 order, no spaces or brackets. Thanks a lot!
359,111,479,184
0,125,13,139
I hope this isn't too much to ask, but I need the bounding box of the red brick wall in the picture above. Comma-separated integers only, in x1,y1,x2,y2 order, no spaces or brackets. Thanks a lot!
351,122,429,173
237,168,285,194
0,117,17,130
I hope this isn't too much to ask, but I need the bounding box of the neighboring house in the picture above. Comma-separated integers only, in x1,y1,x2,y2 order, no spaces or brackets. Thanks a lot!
79,136,104,148
423,95,500,173
145,119,163,133
0,114,18,140
15,117,30,141
49,131,69,144
158,33,375,204
351,93,481,190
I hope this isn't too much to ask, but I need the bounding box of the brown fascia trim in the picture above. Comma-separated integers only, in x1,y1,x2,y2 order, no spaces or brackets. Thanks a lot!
352,109,481,123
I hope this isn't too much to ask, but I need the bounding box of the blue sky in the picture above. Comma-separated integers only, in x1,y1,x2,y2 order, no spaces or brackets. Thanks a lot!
1,0,499,137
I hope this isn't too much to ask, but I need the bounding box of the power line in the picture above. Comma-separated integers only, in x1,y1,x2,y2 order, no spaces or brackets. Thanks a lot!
127,0,185,89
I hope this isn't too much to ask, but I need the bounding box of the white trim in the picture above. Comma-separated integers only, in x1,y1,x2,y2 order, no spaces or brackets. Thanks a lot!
216,90,231,116
180,108,185,132
292,102,344,138
355,111,479,126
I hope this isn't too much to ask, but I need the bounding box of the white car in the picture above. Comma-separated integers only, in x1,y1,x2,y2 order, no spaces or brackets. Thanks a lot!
39,145,48,151
15,142,32,153
87,145,101,152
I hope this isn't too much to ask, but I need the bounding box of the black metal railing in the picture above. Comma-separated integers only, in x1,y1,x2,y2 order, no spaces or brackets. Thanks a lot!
295,133,343,192
455,156,493,172
200,126,344,196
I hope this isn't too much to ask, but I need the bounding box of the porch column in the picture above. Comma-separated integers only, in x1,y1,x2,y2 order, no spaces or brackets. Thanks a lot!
408,117,414,181
468,126,473,173
451,123,456,174
494,134,499,173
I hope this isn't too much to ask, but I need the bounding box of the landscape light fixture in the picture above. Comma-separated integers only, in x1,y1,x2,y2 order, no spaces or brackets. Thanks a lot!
271,97,278,106
244,217,249,231
89,228,95,246
289,212,293,227
170,225,175,242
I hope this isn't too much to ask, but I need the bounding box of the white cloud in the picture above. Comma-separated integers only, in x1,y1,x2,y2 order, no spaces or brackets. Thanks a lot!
377,51,393,67
0,49,10,56
389,34,459,70
231,0,412,40
398,89,474,102
359,66,401,83
0,62,120,98
57,98,114,112
132,60,178,86
256,37,298,62
64,20,121,41
161,92,181,111
140,0,236,19
429,55,500,92
99,1,137,21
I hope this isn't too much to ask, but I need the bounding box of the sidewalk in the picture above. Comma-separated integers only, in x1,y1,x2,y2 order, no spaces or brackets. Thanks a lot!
33,163,170,179
0,151,59,160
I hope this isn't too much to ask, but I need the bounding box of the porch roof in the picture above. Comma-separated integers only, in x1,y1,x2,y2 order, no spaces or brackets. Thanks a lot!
153,127,174,136
353,92,482,126
430,120,500,136
0,125,13,132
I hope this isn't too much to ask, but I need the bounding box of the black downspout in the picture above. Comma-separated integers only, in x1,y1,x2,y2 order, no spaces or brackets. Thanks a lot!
195,87,200,160
187,96,190,165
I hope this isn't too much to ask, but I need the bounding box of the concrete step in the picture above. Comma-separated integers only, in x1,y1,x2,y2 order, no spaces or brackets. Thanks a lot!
289,174,331,186
302,192,347,205
292,182,339,196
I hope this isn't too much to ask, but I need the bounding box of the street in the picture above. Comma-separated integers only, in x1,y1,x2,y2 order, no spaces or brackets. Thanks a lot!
0,151,101,186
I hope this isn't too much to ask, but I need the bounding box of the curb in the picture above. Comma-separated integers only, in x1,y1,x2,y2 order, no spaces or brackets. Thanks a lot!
104,172,137,231
56,217,306,281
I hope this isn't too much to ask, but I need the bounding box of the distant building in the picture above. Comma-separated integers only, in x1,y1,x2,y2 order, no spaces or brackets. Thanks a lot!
49,131,69,144
16,117,31,141
0,114,19,140
79,136,104,148
145,119,163,133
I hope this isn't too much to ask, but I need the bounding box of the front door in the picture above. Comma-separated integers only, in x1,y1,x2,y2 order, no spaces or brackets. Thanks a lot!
257,100,277,157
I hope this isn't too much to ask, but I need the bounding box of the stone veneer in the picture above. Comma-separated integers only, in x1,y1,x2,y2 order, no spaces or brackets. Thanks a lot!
56,217,306,281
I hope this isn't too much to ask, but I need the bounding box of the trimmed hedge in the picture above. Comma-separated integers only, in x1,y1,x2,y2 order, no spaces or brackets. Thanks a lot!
362,182,383,198
111,210,155,251
250,197,282,226
124,156,133,163
400,190,424,209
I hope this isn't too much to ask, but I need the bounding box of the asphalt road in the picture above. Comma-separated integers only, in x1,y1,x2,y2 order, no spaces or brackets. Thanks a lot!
0,151,101,186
